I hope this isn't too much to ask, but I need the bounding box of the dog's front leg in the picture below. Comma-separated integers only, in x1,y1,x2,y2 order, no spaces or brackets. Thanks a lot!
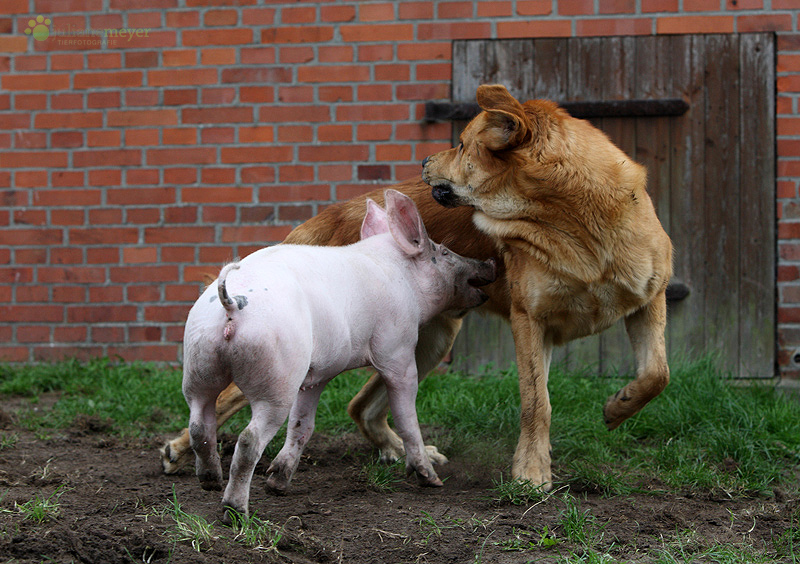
380,362,442,487
510,305,554,490
266,383,326,494
347,314,461,465
161,382,249,474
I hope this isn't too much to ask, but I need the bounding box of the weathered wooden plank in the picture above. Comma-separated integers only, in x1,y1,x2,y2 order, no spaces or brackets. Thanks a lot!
703,34,741,376
423,98,690,122
667,34,707,364
738,33,776,378
597,36,637,376
561,36,604,373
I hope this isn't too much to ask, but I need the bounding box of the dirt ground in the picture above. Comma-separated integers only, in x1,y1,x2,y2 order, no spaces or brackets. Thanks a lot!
0,405,798,564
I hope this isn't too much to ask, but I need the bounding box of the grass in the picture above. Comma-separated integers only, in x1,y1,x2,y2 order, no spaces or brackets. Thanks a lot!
1,356,799,496
1,356,800,562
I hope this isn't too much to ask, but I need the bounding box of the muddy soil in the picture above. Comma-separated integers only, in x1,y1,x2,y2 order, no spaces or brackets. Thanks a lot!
0,406,797,564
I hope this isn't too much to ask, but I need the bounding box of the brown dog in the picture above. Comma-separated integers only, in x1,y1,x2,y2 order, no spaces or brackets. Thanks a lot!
162,84,672,490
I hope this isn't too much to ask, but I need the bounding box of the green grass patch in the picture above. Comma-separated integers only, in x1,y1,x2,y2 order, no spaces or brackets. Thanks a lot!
1,356,799,498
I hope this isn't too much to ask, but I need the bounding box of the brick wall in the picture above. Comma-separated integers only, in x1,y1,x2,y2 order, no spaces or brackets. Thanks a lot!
0,1,798,375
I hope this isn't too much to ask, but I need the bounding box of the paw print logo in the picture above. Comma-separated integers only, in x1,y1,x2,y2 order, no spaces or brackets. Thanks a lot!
24,15,51,42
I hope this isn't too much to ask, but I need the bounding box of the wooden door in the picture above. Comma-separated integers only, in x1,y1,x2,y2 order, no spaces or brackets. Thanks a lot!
447,34,775,379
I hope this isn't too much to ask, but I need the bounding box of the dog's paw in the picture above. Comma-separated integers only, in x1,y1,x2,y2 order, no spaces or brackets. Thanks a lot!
378,444,404,464
603,389,635,430
425,445,448,466
160,440,191,475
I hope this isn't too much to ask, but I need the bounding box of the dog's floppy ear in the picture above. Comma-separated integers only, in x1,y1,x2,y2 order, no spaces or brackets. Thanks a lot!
384,189,429,256
476,84,531,151
360,198,390,240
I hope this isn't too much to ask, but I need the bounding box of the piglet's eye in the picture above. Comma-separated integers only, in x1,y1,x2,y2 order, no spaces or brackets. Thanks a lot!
442,249,449,256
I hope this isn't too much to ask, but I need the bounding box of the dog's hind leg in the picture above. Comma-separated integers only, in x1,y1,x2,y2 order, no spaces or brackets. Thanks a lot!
347,314,462,465
603,289,670,430
161,382,249,474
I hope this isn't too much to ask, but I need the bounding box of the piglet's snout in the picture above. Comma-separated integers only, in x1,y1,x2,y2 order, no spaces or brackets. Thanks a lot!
467,257,497,288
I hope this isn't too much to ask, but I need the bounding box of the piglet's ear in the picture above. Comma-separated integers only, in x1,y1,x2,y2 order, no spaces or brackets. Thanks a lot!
360,198,390,240
384,189,429,256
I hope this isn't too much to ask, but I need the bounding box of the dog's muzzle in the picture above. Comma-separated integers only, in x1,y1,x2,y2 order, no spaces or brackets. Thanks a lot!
430,184,461,208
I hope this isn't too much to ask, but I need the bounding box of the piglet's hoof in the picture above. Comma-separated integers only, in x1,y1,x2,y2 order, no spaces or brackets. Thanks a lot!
408,466,443,487
221,504,247,526
265,475,289,496
198,471,223,492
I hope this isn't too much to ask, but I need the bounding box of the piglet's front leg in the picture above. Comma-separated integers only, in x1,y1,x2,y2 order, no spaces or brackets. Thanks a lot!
381,364,442,487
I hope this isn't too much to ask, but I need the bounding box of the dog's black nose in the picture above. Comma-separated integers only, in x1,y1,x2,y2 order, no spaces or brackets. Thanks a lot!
422,156,430,168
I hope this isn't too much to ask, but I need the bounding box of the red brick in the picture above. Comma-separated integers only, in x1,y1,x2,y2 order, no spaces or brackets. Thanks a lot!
341,23,413,42
183,107,253,123
641,0,679,11
279,165,314,183
107,109,178,126
398,42,450,61
183,186,252,204
126,129,160,146
278,125,314,143
357,124,392,141
0,305,63,322
68,305,137,323
0,151,68,168
2,73,70,91
146,147,216,165
120,89,159,107
144,226,215,244
321,5,356,22
15,55,48,71
73,71,142,89
599,0,636,12
336,104,410,121
50,172,86,188
0,0,28,14
277,86,313,103
239,126,274,143
417,62,452,81
201,48,236,65
107,187,175,206
360,3,395,21
0,36,27,53
282,6,316,24
164,89,197,105
319,45,354,63
656,16,734,34
779,76,800,92
201,168,236,184
73,150,141,168
220,225,292,243
319,85,354,102
418,21,492,40
15,94,47,111
242,7,276,25
220,146,293,163
51,131,84,148
318,124,353,142
577,18,652,35
298,144,370,162
240,46,276,65
163,49,196,67
738,14,793,33
54,326,88,342
242,166,275,184
164,168,197,184
204,9,238,26
259,105,330,123
262,26,333,44
184,28,252,46
480,1,514,16
438,2,473,18
353,46,388,64
87,130,120,147
200,127,234,144
397,83,449,100
88,91,120,108
0,113,29,129
298,64,370,83
376,144,413,161
50,93,84,110
202,86,235,103
15,170,48,186
149,68,217,86
221,67,292,83
88,52,121,69
163,128,196,145
279,46,314,64
358,84,393,101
